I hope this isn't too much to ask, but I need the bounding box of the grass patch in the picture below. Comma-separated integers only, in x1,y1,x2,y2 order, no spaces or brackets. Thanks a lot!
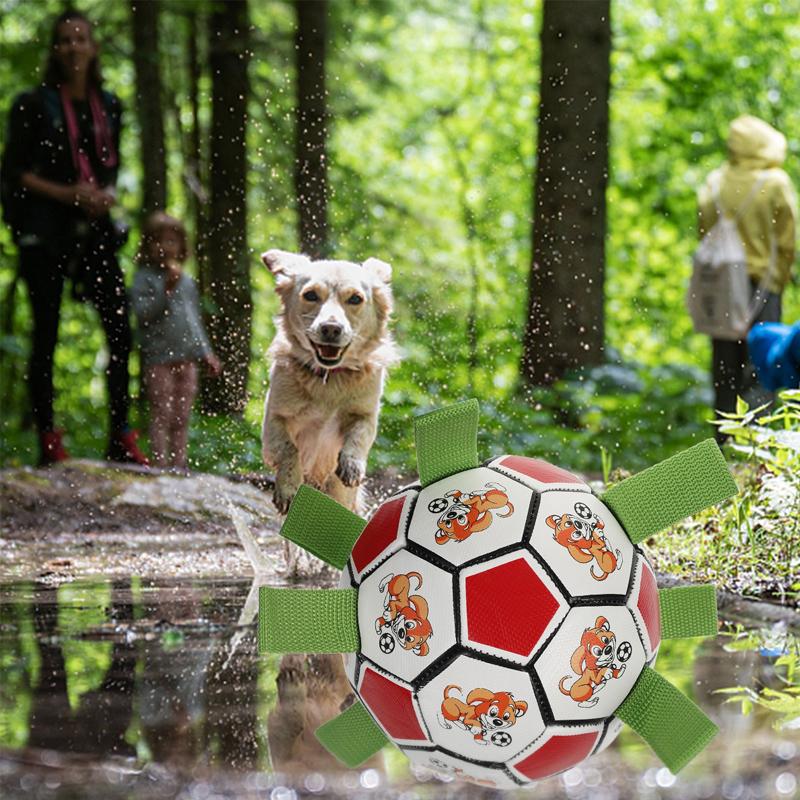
642,390,800,600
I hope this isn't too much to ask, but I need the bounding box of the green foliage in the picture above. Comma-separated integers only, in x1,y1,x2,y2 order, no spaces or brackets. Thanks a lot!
644,389,800,598
1,0,800,477
718,625,800,729
58,582,114,710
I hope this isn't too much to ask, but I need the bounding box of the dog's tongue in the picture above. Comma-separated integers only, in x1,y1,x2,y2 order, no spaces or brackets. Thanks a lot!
318,345,341,359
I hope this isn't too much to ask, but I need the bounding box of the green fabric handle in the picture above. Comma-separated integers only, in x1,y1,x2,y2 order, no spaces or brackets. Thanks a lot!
258,586,359,653
659,585,718,639
316,700,389,768
616,665,718,773
414,399,480,487
280,484,366,569
601,439,737,544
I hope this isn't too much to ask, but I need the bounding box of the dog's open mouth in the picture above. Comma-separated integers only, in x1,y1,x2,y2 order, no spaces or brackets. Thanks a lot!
310,340,350,367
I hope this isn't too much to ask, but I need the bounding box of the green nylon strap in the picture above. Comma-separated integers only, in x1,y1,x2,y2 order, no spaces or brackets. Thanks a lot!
659,585,718,640
316,700,389,768
258,586,359,653
280,484,366,569
601,439,737,544
414,399,480,487
616,665,718,774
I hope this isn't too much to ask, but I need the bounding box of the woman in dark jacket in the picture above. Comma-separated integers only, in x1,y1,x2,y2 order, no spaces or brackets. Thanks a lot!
1,9,147,465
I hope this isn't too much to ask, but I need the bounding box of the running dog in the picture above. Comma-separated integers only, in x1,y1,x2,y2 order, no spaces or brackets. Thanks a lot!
439,685,527,744
559,616,626,707
435,483,514,545
261,250,397,516
546,510,621,581
374,572,433,657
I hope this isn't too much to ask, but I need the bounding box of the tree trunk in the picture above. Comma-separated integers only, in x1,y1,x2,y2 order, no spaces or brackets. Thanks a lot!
130,0,167,217
521,0,611,387
186,8,209,297
202,0,252,414
294,0,329,258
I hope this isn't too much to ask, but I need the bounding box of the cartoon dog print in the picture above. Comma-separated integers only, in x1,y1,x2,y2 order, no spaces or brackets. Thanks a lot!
374,572,433,656
439,684,528,744
559,616,626,708
434,483,514,545
546,502,621,581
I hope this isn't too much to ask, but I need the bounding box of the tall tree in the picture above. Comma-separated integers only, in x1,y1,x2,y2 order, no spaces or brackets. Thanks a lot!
521,0,611,387
185,7,210,297
294,0,329,258
130,0,167,216
203,0,252,414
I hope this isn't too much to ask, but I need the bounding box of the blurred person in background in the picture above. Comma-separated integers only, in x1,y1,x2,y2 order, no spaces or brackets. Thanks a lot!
697,115,797,424
0,9,147,466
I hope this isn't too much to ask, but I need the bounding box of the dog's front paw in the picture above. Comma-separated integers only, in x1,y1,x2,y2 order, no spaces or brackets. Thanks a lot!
336,452,365,487
273,470,302,514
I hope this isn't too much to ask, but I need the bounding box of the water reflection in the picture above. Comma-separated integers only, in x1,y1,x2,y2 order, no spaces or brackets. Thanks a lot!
0,577,798,799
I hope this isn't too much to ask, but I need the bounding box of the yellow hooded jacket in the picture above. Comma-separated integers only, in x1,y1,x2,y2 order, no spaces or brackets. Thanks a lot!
698,115,797,294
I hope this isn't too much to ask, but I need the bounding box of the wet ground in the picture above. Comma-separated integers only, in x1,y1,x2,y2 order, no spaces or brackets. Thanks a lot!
1,463,799,799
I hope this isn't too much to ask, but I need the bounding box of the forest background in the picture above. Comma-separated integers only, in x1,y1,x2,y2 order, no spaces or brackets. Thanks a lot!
1,0,798,477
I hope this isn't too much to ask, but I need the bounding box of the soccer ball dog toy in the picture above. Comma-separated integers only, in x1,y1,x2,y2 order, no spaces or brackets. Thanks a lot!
259,400,736,788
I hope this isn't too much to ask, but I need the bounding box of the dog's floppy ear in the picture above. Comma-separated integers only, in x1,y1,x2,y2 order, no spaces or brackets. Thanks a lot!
571,644,586,675
261,249,310,291
363,257,392,284
466,688,495,705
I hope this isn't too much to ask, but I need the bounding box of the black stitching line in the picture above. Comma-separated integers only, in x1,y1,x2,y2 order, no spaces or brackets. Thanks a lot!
624,547,639,603
502,765,529,786
522,541,573,608
627,555,660,658
526,664,554,726
489,453,592,494
432,744,508,770
411,644,463,690
346,560,357,588
485,456,594,496
459,541,527,571
592,717,618,755
352,652,364,688
452,571,461,644
404,538,458,575
484,459,553,493
570,593,628,608
521,490,541,545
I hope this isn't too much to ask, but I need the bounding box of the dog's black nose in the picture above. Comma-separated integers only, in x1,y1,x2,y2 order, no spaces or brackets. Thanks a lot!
492,718,503,726
320,322,343,342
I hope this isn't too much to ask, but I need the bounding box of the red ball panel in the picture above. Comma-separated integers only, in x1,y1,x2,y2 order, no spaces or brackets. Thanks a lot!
495,456,586,486
512,730,599,781
636,559,661,654
464,556,562,659
359,666,428,742
351,495,407,577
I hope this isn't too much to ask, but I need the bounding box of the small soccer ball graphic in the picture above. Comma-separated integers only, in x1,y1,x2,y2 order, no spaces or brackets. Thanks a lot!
338,457,658,787
260,401,729,788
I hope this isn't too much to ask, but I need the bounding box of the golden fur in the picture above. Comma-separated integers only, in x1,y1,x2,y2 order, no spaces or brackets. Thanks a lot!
261,250,397,514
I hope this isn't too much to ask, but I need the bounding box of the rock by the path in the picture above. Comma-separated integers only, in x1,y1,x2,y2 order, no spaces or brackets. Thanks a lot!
0,460,283,583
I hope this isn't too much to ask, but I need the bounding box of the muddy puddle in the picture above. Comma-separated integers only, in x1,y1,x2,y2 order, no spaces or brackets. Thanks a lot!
0,576,798,800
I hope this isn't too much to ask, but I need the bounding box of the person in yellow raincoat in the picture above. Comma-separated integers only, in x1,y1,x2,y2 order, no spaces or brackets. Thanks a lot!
697,115,797,424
